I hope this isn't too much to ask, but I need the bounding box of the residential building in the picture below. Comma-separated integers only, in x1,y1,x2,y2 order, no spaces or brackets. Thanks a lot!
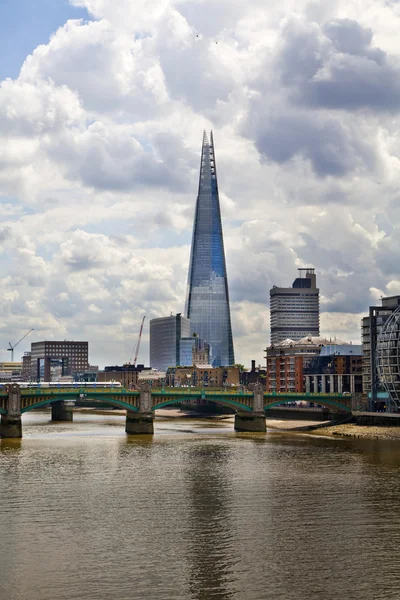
185,131,235,367
265,335,361,393
150,313,190,371
303,344,363,394
30,341,89,381
270,268,320,344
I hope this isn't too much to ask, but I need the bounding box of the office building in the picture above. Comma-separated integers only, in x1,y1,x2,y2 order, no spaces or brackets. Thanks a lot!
362,295,400,406
270,268,320,344
376,304,400,408
150,313,190,371
30,340,89,381
0,362,22,382
21,352,31,381
185,131,235,367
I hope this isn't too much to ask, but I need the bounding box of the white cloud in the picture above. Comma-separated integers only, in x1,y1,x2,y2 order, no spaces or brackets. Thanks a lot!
1,0,400,366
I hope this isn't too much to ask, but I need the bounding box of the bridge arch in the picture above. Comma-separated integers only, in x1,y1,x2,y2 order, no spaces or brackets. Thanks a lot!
21,395,139,414
151,396,253,413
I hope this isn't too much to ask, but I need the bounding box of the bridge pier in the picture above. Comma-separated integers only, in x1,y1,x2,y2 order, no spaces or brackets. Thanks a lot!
125,383,154,435
234,411,266,432
126,411,154,434
0,384,22,438
51,401,74,422
0,414,22,438
234,384,266,433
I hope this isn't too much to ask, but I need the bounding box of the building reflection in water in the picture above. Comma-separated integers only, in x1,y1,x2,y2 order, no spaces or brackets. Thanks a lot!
182,443,237,600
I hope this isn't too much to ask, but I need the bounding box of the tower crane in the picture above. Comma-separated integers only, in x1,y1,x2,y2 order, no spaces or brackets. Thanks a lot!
129,316,146,366
7,328,34,362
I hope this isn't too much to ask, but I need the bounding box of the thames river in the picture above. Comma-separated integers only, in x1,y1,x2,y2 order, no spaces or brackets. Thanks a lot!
1,411,400,600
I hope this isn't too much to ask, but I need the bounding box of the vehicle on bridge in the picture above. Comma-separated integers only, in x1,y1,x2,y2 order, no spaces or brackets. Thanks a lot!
0,381,122,389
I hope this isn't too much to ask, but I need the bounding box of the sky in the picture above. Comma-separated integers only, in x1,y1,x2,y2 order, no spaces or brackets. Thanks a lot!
1,0,400,369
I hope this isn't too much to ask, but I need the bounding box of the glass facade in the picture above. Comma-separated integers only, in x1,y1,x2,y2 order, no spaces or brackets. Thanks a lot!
185,131,235,367
150,314,191,371
376,305,400,408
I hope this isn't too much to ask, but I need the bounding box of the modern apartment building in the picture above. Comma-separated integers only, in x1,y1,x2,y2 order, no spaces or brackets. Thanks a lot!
30,340,89,381
149,313,191,371
270,268,320,344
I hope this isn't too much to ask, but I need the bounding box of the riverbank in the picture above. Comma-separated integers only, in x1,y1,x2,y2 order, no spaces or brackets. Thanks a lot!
306,422,400,440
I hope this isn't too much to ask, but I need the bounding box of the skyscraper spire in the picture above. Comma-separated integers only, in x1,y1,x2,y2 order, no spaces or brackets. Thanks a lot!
185,131,235,367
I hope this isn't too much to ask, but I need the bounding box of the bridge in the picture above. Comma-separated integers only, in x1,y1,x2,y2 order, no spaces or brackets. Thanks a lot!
0,383,352,438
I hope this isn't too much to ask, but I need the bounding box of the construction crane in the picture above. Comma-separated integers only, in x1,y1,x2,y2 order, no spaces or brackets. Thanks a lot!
7,328,34,362
129,316,146,366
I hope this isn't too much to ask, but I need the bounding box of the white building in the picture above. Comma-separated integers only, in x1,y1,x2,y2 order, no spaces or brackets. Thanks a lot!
270,268,320,344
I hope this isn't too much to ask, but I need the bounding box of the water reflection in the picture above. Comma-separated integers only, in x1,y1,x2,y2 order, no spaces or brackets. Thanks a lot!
184,444,236,600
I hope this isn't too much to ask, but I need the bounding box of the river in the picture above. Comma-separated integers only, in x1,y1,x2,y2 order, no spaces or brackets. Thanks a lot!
1,411,400,600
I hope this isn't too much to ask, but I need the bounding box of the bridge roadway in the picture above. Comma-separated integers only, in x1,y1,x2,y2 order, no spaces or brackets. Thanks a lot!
0,383,352,438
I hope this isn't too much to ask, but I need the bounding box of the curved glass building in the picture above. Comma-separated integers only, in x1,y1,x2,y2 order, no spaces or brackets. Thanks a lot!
185,131,235,367
376,305,400,407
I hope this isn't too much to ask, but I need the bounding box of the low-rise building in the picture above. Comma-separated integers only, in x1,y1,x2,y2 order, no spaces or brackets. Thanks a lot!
0,362,22,383
265,335,362,393
166,365,240,388
97,364,152,388
240,360,267,387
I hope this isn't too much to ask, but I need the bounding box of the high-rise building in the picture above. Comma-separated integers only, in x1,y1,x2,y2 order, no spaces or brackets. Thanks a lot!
185,131,234,367
270,268,320,344
149,313,191,371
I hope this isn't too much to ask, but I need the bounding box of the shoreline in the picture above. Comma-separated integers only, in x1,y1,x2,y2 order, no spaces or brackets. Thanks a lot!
305,422,400,441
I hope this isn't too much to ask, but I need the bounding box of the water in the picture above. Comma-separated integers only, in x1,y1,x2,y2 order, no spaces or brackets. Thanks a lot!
1,411,400,600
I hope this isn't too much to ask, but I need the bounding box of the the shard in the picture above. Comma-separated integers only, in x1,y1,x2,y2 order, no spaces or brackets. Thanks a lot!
185,131,235,367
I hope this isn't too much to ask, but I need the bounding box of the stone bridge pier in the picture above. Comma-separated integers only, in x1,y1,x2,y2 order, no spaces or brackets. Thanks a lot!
126,383,154,435
0,384,22,438
52,401,74,422
234,385,266,433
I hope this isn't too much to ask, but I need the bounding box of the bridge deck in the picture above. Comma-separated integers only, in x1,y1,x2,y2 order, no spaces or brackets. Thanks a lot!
0,387,352,416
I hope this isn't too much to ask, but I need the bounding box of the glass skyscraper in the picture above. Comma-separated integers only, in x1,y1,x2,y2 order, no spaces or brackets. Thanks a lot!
185,131,235,367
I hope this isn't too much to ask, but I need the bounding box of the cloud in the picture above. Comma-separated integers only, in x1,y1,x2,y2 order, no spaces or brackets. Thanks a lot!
2,0,400,367
277,17,400,112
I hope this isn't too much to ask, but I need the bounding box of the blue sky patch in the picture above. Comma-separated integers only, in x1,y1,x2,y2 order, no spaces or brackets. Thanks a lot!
0,0,89,80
